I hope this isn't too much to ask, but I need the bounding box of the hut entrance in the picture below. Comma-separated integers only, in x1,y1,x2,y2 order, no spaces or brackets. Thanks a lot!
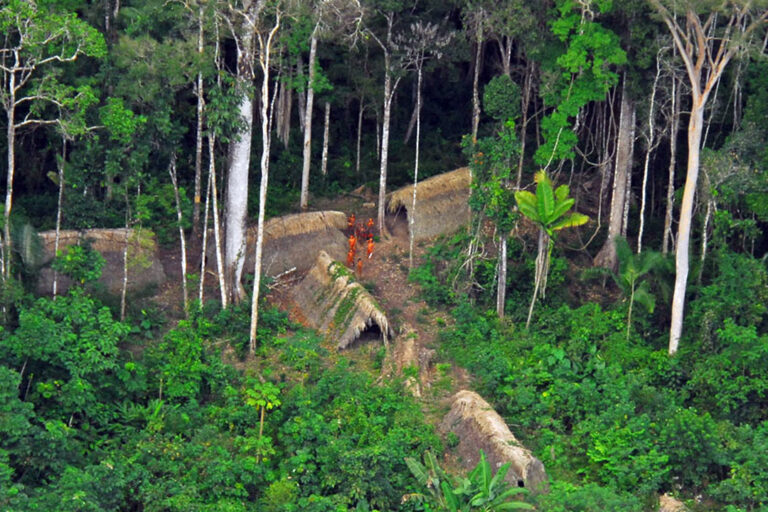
355,322,383,346
386,207,409,240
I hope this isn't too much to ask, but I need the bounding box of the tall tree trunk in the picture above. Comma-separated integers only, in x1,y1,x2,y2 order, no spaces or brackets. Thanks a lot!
192,6,205,241
199,165,212,304
249,19,280,354
516,59,534,190
169,155,189,316
300,31,318,211
594,78,633,270
637,52,662,253
321,101,330,176
669,97,705,354
225,15,256,304
471,28,482,142
663,73,680,255
408,65,423,269
621,105,636,239
4,92,16,279
497,233,507,318
356,96,364,173
209,134,227,308
53,138,66,298
296,54,306,133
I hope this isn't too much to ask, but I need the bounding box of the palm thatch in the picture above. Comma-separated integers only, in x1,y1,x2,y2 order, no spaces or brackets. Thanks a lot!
440,390,549,493
36,228,165,296
232,211,347,277
292,251,393,349
387,167,471,241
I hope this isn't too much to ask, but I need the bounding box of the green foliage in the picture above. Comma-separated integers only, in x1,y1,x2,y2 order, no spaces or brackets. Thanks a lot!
709,421,768,510
482,75,521,123
535,0,626,165
533,481,643,512
405,450,533,511
52,242,105,284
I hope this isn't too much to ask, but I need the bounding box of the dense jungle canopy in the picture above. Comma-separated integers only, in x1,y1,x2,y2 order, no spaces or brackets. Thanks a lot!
2,0,768,510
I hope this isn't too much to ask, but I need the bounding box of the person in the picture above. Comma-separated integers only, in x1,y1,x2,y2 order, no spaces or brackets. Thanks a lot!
366,236,374,259
356,257,363,277
347,213,356,231
348,233,357,253
366,217,375,234
347,248,355,267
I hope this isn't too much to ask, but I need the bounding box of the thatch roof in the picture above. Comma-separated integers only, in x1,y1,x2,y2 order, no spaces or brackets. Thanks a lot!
292,251,393,349
36,228,166,297
386,168,471,241
211,211,348,277
440,390,549,493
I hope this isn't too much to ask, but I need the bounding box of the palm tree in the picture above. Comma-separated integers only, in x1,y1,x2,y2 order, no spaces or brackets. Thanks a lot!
515,170,588,328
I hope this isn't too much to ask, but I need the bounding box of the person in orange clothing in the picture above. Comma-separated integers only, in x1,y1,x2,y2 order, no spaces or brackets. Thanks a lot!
347,248,355,267
366,236,374,259
356,257,363,277
347,213,356,231
366,217,375,235
348,233,357,253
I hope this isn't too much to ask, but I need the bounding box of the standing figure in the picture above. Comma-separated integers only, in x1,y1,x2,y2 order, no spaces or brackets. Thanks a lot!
347,248,355,267
356,258,363,277
366,236,374,259
347,213,356,232
366,217,375,235
348,233,357,253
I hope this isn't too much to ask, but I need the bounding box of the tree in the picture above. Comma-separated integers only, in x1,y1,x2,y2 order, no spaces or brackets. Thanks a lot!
0,0,106,280
647,0,768,354
395,21,452,268
223,0,267,303
515,170,588,328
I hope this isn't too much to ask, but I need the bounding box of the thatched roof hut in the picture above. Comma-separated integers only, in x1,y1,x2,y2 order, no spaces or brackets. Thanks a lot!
440,390,549,493
227,210,347,277
292,251,393,349
387,167,471,241
36,228,166,296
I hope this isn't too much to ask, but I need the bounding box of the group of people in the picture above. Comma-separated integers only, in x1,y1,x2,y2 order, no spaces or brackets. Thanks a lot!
346,214,376,277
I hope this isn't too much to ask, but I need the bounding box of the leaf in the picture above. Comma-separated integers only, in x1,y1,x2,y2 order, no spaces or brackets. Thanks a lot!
536,172,555,221
554,184,570,203
550,212,589,231
514,191,540,223
549,197,575,224
405,457,430,487
634,283,656,313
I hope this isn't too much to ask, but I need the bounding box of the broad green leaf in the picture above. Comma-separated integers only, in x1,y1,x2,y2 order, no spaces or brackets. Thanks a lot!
554,184,570,203
405,457,430,487
550,212,589,231
634,283,656,313
514,191,540,223
549,197,575,224
537,173,555,221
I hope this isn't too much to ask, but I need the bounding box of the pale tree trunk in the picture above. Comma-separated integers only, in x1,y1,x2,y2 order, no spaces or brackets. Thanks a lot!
300,31,318,211
225,11,256,304
621,105,635,239
120,192,131,321
637,51,663,253
497,36,512,77
697,195,713,286
526,230,549,329
52,138,67,298
408,65,423,269
594,78,633,270
356,96,364,173
249,19,280,355
655,4,767,354
471,26,482,142
169,155,189,316
296,54,306,133
663,73,680,255
321,101,330,176
373,14,400,238
497,233,507,318
209,134,227,307
669,98,705,354
192,6,205,241
516,59,534,190
199,166,212,304
4,89,16,279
